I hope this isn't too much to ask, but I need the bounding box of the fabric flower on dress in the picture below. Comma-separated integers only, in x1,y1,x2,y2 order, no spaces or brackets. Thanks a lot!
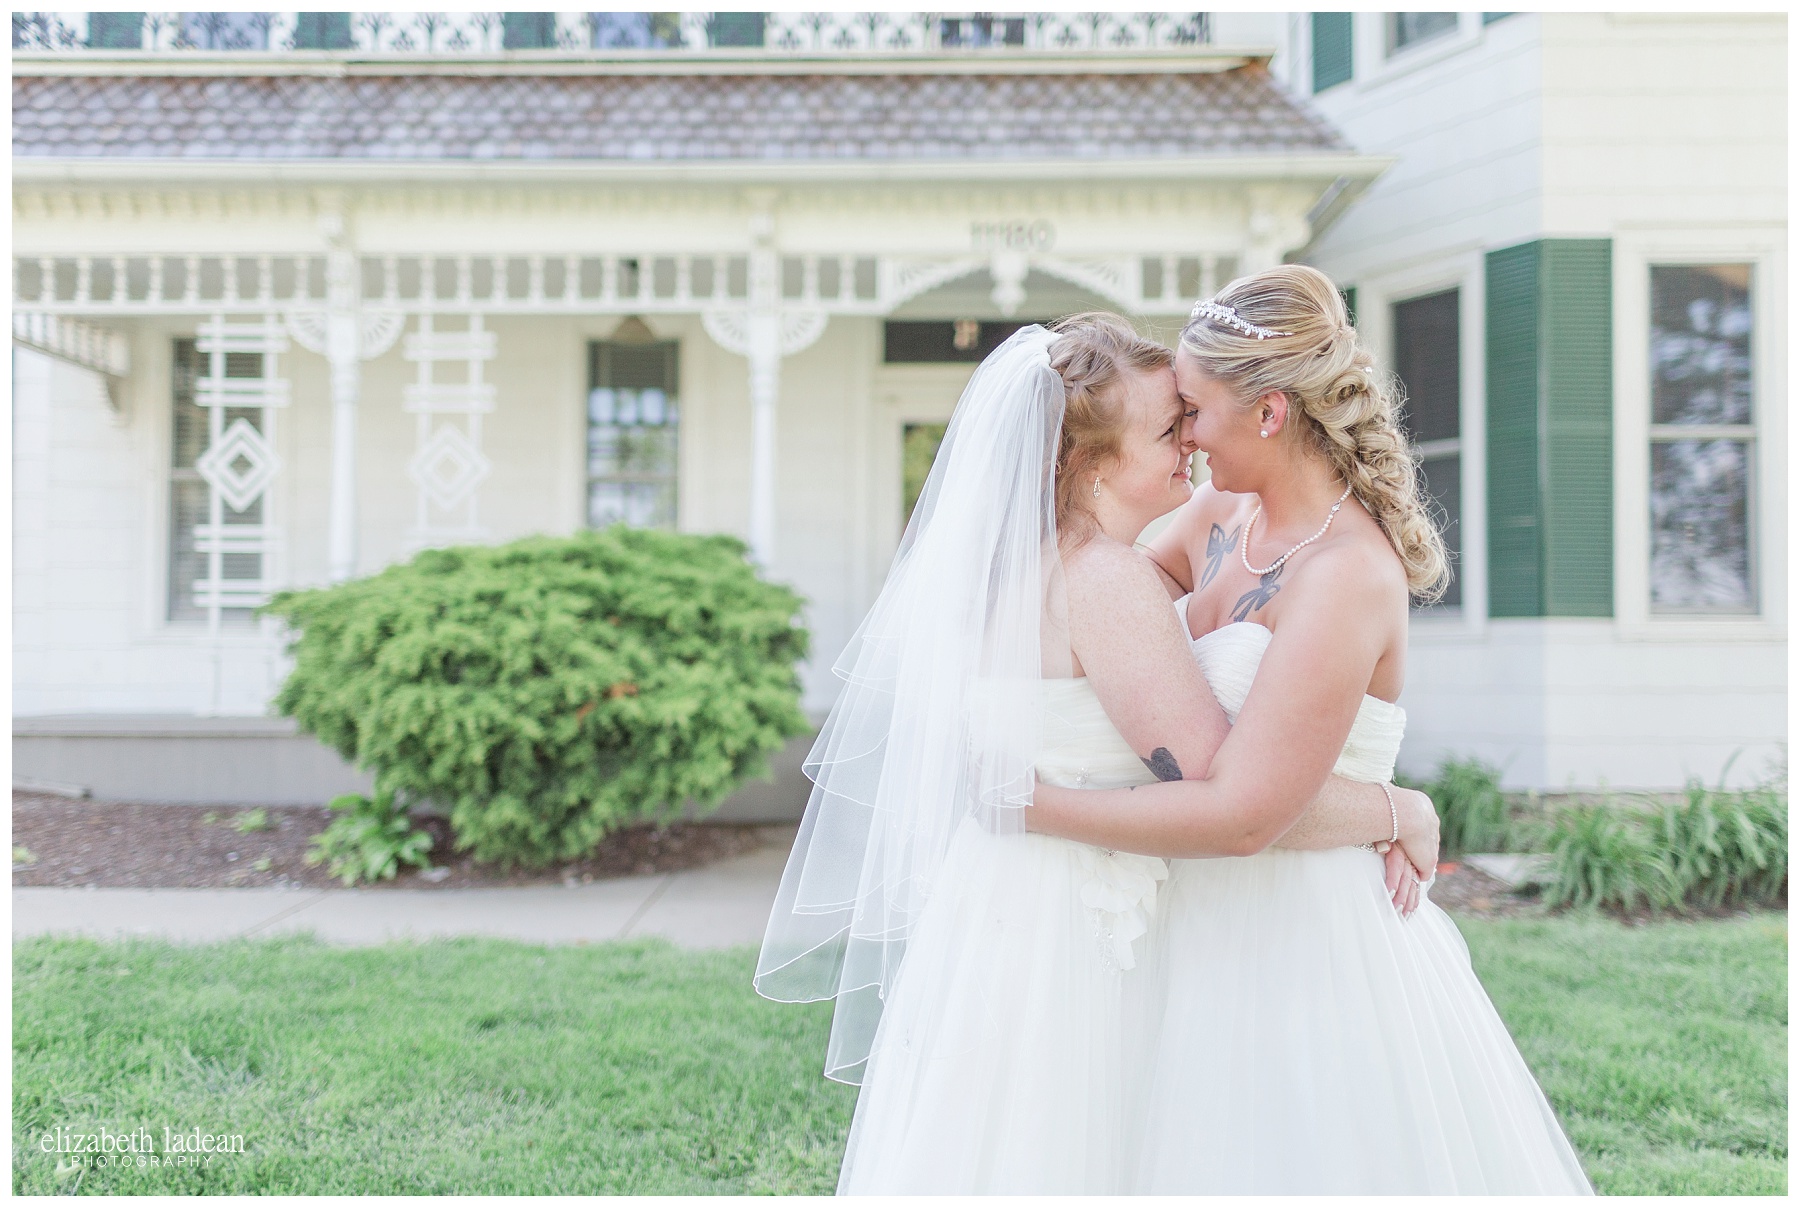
1074,846,1169,970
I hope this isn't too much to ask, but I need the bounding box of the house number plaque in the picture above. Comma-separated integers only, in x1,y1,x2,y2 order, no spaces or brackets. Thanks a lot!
970,220,1056,253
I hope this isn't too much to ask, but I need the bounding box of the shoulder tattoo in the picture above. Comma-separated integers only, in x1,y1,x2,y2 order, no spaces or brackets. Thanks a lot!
1230,560,1286,623
1200,523,1241,590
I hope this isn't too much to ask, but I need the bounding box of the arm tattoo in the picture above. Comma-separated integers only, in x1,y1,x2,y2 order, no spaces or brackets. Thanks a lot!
1142,746,1183,782
1230,560,1286,623
1199,523,1241,590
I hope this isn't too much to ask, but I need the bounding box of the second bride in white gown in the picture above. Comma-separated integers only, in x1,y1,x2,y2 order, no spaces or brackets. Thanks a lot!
1029,266,1593,1194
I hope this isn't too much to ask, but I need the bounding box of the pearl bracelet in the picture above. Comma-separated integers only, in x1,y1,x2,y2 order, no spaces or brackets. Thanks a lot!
1380,781,1398,845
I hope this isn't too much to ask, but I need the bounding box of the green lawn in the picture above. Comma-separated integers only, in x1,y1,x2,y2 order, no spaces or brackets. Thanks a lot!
1459,914,1787,1195
12,915,1787,1195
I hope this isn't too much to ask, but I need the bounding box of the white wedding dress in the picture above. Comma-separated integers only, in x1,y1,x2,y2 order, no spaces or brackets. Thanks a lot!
835,677,1169,1194
1133,618,1593,1194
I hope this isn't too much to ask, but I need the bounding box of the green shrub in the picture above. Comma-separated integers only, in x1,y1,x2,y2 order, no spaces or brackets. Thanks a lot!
306,790,434,886
1648,773,1787,910
1425,756,1513,857
263,527,811,868
1543,800,1680,912
1544,767,1787,914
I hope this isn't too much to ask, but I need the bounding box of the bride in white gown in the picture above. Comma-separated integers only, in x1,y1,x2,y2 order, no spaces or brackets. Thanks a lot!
1028,266,1593,1194
754,315,1435,1194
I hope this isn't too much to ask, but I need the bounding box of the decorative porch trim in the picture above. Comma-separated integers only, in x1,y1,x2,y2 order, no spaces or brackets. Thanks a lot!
12,250,1256,320
189,313,287,624
401,313,496,552
10,312,132,413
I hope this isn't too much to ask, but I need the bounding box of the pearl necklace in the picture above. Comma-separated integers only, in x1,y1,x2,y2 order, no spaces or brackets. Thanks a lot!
1240,483,1354,577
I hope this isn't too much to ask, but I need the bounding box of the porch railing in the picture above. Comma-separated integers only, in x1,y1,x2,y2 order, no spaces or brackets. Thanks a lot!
14,251,1237,319
13,12,1211,56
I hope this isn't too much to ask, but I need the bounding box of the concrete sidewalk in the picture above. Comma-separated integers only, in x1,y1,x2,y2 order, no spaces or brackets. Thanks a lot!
13,843,789,950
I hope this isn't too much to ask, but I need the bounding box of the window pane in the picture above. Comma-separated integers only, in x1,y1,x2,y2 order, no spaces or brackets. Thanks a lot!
883,320,1047,364
706,13,765,48
1392,288,1460,445
1387,12,1458,54
292,12,352,50
588,339,678,530
171,340,207,468
168,477,209,624
1418,453,1462,610
87,12,146,49
179,12,270,51
1651,439,1753,612
588,480,677,530
501,12,557,49
1651,264,1753,426
902,422,948,532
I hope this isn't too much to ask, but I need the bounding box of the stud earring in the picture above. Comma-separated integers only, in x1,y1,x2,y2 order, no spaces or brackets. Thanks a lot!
1260,430,1269,439
1092,476,1102,498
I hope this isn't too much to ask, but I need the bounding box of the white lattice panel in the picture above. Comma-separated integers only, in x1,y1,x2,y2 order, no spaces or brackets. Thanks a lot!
404,313,496,550
189,313,286,627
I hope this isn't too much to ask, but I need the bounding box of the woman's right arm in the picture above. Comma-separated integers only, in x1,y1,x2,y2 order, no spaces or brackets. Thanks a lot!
1063,541,1433,878
1032,545,1434,868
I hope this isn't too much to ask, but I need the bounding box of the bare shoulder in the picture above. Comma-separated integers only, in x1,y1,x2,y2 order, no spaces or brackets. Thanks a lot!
1286,525,1409,617
1064,536,1170,609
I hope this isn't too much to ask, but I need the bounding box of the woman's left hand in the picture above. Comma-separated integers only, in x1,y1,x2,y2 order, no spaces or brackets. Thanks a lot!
1374,840,1421,917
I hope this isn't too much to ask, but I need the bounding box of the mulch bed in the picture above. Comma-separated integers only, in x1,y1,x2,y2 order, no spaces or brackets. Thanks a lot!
1426,860,1548,920
10,792,781,891
8,791,1607,921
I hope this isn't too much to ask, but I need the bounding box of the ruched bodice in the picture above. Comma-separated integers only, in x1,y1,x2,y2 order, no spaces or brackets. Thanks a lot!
1035,678,1161,791
1188,621,1405,785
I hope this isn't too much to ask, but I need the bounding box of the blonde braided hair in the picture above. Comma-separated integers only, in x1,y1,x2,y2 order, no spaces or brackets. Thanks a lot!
1180,265,1450,601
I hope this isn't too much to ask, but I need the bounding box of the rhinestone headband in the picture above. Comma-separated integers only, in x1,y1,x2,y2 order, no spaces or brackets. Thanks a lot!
1188,300,1292,341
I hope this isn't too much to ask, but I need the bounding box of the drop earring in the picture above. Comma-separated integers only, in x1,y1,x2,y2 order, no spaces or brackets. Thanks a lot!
1092,477,1102,498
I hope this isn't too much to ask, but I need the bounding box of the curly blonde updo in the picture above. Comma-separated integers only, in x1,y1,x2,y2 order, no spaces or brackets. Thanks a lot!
1179,265,1450,601
1046,312,1175,543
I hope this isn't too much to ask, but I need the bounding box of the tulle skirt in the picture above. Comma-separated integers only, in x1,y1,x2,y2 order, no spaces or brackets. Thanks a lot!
836,818,1140,1194
1136,846,1593,1195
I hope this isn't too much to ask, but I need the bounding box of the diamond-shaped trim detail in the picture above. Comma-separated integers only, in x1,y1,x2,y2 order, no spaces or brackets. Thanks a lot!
407,424,491,511
195,418,280,513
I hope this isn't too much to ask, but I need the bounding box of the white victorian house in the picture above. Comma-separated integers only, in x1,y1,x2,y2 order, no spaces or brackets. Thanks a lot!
13,11,1387,809
11,11,1784,807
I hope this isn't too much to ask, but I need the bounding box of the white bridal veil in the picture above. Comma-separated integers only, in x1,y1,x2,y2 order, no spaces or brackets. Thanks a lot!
754,326,1067,1083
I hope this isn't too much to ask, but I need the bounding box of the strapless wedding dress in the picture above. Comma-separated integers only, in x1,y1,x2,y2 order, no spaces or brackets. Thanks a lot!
1135,620,1593,1194
836,677,1166,1194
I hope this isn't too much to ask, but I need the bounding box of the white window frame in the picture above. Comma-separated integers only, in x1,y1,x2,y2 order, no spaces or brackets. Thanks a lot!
1347,250,1488,638
1383,12,1461,59
1350,11,1488,90
1613,227,1786,641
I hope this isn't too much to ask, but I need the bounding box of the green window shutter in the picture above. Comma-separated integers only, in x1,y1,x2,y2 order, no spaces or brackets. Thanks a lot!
1541,240,1613,616
1341,286,1358,328
1312,13,1353,93
1484,239,1614,618
1486,243,1543,617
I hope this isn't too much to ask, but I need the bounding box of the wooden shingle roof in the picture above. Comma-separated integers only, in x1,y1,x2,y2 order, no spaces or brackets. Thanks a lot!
13,67,1349,161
